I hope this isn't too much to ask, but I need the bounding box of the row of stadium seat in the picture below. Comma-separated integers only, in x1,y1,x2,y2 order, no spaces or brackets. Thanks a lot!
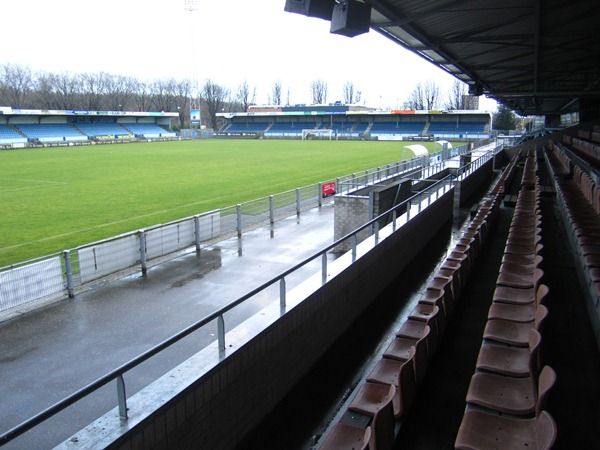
318,161,513,449
221,119,489,138
0,122,173,143
545,141,600,309
455,155,558,449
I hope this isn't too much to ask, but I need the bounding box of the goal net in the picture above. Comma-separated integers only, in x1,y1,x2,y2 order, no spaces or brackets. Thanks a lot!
302,129,334,140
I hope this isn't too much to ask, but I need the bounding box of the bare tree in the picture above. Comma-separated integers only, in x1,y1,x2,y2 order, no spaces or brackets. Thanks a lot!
173,79,192,127
343,81,362,104
132,81,151,112
105,75,137,111
202,79,229,129
51,72,80,110
80,72,109,111
235,80,256,112
445,79,468,110
270,80,283,106
33,72,57,109
150,78,179,112
310,79,328,104
403,80,441,110
0,63,34,108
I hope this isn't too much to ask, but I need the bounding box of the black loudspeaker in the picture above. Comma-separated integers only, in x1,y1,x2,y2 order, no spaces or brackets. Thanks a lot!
284,0,336,20
330,0,371,37
469,83,483,96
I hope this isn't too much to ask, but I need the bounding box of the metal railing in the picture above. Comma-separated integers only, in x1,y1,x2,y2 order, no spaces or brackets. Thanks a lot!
456,145,501,180
0,141,498,317
0,152,440,315
0,173,455,446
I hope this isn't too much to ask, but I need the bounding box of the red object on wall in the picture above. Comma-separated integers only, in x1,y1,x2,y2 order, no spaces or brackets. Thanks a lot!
322,182,337,197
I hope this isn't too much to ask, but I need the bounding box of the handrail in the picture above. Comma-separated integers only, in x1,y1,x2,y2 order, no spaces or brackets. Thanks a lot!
0,174,456,446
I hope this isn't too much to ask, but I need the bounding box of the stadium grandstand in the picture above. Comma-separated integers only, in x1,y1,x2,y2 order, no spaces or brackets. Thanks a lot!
217,104,491,141
0,107,178,148
2,1,600,450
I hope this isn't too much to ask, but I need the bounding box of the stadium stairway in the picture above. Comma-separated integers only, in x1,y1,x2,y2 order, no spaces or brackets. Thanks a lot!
235,151,600,450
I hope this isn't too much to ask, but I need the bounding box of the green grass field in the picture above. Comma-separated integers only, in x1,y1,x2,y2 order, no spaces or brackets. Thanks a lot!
0,139,451,267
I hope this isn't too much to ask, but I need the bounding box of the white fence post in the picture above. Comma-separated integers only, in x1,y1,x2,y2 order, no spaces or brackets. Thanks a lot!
63,250,75,298
139,230,147,275
194,215,201,253
236,204,242,238
296,188,301,216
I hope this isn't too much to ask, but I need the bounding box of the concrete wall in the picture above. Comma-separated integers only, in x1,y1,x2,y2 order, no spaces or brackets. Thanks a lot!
334,175,417,251
455,156,494,207
61,188,455,450
333,194,371,251
372,178,413,224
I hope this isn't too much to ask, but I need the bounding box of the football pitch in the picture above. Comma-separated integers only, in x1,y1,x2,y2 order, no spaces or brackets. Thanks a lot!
0,139,450,267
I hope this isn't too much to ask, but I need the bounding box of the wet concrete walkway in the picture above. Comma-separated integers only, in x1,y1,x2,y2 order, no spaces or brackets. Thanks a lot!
0,202,336,449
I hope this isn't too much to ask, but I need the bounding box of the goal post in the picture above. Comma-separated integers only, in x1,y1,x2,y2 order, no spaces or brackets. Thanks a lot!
302,129,334,140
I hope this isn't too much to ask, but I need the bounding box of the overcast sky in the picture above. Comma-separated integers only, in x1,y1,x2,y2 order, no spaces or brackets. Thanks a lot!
2,0,496,111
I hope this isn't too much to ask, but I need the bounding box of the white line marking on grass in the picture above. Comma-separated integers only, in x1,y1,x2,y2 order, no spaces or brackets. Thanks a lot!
0,178,67,193
0,177,67,184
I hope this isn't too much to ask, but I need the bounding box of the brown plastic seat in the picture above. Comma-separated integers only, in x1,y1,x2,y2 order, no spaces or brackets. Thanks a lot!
507,227,541,240
476,329,541,378
410,301,444,337
447,250,470,280
318,423,371,450
584,253,600,268
488,284,549,323
501,243,543,265
455,410,556,450
483,305,548,347
383,326,430,385
493,269,544,305
506,234,542,248
379,336,417,362
496,270,538,289
504,242,539,256
427,276,455,317
396,318,439,360
499,254,543,275
438,265,462,302
418,288,448,318
348,382,396,450
465,365,556,416
580,243,600,256
366,350,416,421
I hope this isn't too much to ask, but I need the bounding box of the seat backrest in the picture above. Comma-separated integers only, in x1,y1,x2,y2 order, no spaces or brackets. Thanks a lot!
370,383,396,450
399,347,418,417
533,268,544,290
528,329,543,378
535,366,557,416
428,305,444,337
536,284,550,305
535,304,549,331
414,326,430,385
535,411,558,450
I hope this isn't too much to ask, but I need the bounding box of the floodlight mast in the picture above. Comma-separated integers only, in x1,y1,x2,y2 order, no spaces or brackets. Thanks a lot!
184,0,197,12
184,0,199,127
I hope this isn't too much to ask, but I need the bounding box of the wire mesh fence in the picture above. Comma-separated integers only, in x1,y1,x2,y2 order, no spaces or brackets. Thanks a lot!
0,143,489,315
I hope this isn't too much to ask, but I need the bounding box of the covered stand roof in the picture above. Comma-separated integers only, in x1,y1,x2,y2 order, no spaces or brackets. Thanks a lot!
289,0,600,118
369,0,600,117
